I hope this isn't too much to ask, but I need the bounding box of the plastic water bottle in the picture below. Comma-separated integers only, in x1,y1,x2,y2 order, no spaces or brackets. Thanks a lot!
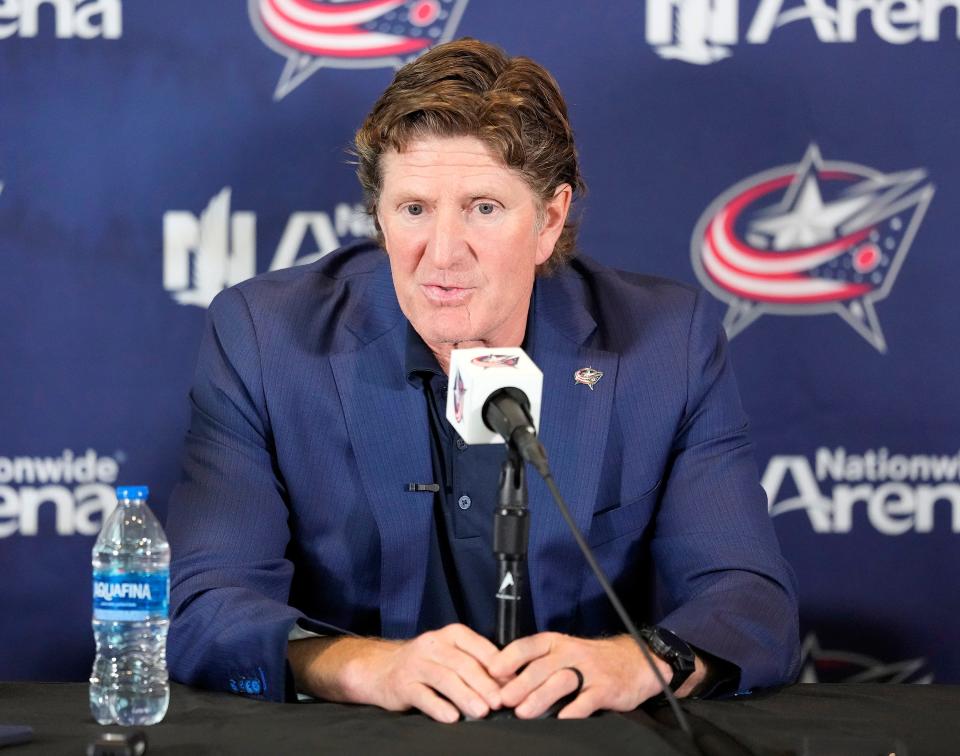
90,485,170,725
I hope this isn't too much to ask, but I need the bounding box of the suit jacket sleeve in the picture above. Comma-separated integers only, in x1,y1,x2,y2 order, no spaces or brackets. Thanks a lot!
650,289,800,692
165,285,334,702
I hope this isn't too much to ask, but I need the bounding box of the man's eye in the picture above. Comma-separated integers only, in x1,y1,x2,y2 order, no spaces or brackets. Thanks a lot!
476,202,496,215
405,204,424,216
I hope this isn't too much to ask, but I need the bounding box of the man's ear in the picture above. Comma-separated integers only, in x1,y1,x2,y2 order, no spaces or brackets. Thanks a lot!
535,184,573,265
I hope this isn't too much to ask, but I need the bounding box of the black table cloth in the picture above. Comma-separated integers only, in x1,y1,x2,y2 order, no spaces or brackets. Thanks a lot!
1,682,957,755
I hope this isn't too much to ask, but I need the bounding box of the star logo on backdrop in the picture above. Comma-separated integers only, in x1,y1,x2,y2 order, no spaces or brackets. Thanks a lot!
692,145,934,352
248,0,470,101
799,633,932,684
749,171,875,250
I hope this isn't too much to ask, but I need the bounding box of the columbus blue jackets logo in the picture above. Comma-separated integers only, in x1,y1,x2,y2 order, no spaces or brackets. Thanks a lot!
471,354,520,368
249,0,470,100
452,369,465,423
692,145,934,352
799,633,932,684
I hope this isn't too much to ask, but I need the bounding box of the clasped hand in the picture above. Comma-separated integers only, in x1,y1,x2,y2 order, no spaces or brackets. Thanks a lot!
343,623,673,723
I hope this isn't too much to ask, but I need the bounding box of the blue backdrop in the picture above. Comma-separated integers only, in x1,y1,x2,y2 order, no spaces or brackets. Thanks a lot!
2,0,957,685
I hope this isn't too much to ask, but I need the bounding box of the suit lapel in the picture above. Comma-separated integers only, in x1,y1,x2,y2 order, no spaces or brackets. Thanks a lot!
527,273,619,633
330,263,434,639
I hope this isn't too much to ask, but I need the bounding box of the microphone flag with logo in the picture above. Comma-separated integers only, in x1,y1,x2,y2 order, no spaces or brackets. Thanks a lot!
445,347,543,446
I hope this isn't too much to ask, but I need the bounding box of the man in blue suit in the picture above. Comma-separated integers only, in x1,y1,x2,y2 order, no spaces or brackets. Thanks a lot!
166,39,799,722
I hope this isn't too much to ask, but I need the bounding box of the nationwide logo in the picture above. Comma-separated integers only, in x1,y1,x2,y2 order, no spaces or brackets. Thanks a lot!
646,0,959,64
799,633,932,684
0,449,123,538
762,447,960,535
692,145,933,352
163,187,376,308
249,0,470,100
0,0,123,40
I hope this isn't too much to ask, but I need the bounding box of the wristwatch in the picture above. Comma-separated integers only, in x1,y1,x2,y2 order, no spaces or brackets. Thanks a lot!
639,625,696,691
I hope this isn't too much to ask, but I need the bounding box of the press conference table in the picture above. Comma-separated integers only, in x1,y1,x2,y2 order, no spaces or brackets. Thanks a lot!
2,682,958,755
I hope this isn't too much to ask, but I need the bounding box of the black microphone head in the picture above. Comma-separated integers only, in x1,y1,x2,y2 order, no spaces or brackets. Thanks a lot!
482,388,534,438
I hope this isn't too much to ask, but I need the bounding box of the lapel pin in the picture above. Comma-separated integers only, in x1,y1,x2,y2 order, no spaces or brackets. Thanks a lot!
574,367,603,390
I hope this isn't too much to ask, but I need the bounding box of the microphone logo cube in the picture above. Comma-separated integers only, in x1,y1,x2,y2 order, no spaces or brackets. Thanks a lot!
446,347,543,445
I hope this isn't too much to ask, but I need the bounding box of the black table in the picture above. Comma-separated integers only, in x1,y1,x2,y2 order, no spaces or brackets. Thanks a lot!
2,682,957,755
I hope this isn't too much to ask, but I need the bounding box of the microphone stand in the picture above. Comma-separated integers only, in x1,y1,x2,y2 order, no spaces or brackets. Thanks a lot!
488,443,579,721
493,444,530,650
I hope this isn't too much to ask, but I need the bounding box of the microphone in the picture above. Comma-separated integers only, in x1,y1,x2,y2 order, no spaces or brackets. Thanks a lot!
445,347,548,471
446,348,696,740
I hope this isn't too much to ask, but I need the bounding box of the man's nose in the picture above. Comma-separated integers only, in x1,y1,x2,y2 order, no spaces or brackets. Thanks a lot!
424,207,469,269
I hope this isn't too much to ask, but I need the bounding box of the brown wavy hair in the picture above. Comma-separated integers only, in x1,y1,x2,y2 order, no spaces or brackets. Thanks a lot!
354,38,585,275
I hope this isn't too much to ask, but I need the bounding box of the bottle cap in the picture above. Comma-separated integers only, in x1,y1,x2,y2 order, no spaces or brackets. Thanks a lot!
115,485,149,501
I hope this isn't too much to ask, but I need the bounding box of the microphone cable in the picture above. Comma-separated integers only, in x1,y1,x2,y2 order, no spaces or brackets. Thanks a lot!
482,384,704,748
536,463,695,740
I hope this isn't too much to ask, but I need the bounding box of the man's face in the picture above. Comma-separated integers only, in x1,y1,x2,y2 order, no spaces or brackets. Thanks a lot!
377,136,569,355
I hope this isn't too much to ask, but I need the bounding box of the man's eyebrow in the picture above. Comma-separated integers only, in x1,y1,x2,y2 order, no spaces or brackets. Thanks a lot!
384,184,510,204
385,191,426,204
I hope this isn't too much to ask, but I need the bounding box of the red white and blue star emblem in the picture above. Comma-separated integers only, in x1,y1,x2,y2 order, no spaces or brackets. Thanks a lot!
471,354,520,368
799,633,932,684
692,145,934,352
452,368,465,423
249,0,470,100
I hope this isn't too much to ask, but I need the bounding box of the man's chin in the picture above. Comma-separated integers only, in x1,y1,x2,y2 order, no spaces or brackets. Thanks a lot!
421,333,484,348
410,312,475,346
411,324,486,349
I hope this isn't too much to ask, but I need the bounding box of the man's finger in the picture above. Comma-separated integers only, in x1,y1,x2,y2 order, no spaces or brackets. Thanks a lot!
407,682,461,724
421,663,492,720
445,623,502,669
513,666,582,719
433,645,502,710
488,633,553,680
557,686,603,720
499,655,558,708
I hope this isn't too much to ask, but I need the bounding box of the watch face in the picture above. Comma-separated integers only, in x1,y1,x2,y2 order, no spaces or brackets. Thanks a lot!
645,627,696,672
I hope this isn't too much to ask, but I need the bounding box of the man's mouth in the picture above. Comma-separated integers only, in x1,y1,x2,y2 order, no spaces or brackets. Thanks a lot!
421,284,473,304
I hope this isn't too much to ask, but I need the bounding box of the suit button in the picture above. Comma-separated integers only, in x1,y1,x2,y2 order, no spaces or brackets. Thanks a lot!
458,495,472,510
456,438,467,451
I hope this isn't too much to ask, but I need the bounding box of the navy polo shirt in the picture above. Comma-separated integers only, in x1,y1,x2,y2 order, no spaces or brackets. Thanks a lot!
405,325,536,642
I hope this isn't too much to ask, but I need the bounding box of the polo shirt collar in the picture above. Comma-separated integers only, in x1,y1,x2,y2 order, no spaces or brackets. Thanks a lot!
405,323,444,386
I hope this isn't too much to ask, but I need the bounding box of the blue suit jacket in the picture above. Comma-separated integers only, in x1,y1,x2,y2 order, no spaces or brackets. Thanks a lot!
166,241,799,702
